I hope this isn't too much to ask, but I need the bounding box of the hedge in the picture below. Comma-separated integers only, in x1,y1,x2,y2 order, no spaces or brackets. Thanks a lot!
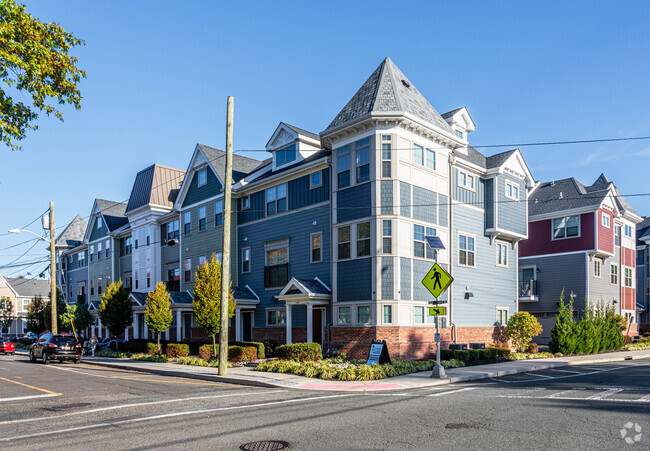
453,350,469,362
166,343,190,358
440,349,455,360
228,346,257,363
199,344,218,360
468,349,480,362
275,343,322,362
230,341,264,359
146,342,161,355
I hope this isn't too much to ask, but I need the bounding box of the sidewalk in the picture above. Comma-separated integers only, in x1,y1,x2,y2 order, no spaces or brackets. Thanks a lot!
16,348,650,391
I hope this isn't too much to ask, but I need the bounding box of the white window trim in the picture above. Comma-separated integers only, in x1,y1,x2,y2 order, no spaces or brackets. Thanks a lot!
458,169,476,192
198,205,207,232
336,225,352,261
357,305,372,325
381,304,395,325
458,231,476,268
505,181,519,201
551,215,581,241
601,212,610,228
594,258,602,278
241,247,251,273
495,241,509,268
337,306,352,325
264,239,289,265
197,168,207,187
310,231,323,264
266,308,287,327
310,171,322,189
610,264,618,285
496,306,510,326
241,196,250,210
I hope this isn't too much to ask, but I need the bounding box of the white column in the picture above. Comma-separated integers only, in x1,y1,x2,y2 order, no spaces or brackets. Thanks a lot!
97,318,103,338
165,327,169,341
133,313,139,339
235,308,242,341
285,304,292,344
143,319,148,339
176,310,182,342
306,304,313,343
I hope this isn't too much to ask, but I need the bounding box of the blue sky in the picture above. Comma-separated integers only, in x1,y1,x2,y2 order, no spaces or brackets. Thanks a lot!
1,0,649,277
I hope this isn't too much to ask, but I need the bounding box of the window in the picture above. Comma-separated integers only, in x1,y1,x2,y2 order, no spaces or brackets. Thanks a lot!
356,222,371,257
199,256,207,268
242,247,251,273
496,242,508,267
197,169,207,187
310,171,322,189
98,278,102,295
310,233,322,263
184,259,191,283
97,242,102,260
425,148,435,170
135,272,139,289
615,225,621,246
505,181,519,200
383,305,392,324
214,200,223,226
338,226,351,259
275,144,296,166
496,308,508,326
414,144,435,170
458,170,475,190
97,216,103,229
414,225,436,259
90,245,94,262
381,135,391,177
601,213,610,228
266,184,287,216
146,226,150,246
125,274,132,289
198,206,207,231
624,224,633,237
414,306,424,324
382,220,392,254
23,299,30,311
624,268,633,287
338,306,351,324
78,251,85,267
183,211,191,235
215,252,223,263
105,240,111,257
413,144,424,166
455,130,464,139
241,196,250,210
552,215,580,239
358,306,371,324
267,310,286,326
459,233,476,267
355,138,370,183
337,146,350,188
134,230,139,249
265,245,288,288
594,259,601,278
610,264,618,285
125,237,132,255
167,220,179,241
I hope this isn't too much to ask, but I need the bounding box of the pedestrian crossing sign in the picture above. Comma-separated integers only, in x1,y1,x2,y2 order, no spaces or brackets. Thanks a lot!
421,262,453,299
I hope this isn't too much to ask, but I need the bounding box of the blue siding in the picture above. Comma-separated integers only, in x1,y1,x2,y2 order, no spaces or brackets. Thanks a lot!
380,181,393,215
238,191,265,224
438,194,448,227
89,218,108,242
413,186,437,225
452,168,485,209
412,259,449,302
400,182,411,218
337,259,372,301
485,178,494,229
400,257,411,300
496,174,527,236
337,183,371,223
182,167,222,208
381,257,394,299
288,168,330,210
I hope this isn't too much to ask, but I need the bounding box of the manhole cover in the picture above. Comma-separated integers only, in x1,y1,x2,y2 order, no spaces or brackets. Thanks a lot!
239,440,289,451
49,403,91,410
445,423,469,430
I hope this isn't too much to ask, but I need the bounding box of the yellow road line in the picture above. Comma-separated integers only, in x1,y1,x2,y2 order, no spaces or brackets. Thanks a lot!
0,376,61,396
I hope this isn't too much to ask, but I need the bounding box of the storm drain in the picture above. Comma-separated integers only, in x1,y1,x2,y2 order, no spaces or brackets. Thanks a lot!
239,440,289,451
445,423,469,430
48,403,91,410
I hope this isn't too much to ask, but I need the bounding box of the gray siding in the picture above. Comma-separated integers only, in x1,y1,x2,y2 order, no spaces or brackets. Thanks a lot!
452,168,485,209
182,167,222,208
400,257,411,300
400,182,411,218
485,178,494,229
119,254,132,279
337,259,372,301
89,218,108,242
412,186,437,225
67,266,88,304
381,257,394,300
496,174,527,236
88,246,113,303
160,221,181,269
337,183,371,223
589,246,620,305
438,194,448,227
412,259,448,302
380,180,393,215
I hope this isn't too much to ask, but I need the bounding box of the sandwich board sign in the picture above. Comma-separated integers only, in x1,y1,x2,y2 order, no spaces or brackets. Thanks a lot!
421,262,453,299
366,340,391,366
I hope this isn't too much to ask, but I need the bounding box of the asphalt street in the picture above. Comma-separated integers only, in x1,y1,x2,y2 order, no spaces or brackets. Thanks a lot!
1,354,649,450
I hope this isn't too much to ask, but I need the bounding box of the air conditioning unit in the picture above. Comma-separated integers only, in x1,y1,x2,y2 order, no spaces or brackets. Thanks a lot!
469,343,486,349
448,343,468,350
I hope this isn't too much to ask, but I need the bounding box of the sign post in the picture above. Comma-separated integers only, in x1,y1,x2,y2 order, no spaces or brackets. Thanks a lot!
421,262,453,379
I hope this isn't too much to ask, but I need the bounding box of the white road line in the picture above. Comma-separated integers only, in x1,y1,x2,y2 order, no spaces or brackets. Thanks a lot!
0,393,353,442
0,393,59,403
545,389,581,399
492,395,648,404
490,364,638,383
0,390,287,426
586,388,624,400
543,369,582,374
637,394,650,402
428,387,478,397
525,373,554,378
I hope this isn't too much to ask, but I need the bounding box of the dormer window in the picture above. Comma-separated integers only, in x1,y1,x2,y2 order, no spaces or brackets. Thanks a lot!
455,130,464,139
97,216,103,229
276,144,296,166
197,169,207,187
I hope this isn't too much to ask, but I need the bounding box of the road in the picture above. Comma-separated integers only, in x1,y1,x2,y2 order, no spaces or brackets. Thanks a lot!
1,354,649,450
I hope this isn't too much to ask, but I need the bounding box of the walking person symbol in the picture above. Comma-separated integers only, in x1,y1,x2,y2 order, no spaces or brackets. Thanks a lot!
431,269,442,291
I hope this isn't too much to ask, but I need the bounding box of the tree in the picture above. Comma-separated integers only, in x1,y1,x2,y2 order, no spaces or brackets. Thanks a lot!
60,303,95,338
145,282,173,354
193,254,235,359
505,311,543,352
43,288,66,332
575,306,597,354
0,296,13,332
98,280,133,338
549,290,578,355
25,296,47,334
0,0,86,150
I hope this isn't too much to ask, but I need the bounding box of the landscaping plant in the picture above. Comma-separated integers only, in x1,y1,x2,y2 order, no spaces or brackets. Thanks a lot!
99,281,133,338
145,282,173,355
505,311,543,352
549,291,578,354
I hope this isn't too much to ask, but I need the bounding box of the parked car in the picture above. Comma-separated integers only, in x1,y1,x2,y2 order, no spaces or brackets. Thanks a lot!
0,339,15,355
23,332,38,340
29,334,82,364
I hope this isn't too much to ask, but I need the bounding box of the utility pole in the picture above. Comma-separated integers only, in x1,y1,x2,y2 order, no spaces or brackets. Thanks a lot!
219,96,234,376
49,202,57,334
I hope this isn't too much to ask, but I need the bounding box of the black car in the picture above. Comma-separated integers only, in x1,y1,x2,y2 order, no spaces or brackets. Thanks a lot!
29,334,82,364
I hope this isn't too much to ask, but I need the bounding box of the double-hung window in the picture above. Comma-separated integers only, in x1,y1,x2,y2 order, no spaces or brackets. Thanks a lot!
337,146,351,188
198,206,207,231
355,138,370,183
496,242,508,267
145,226,150,246
425,148,435,170
553,215,580,239
310,233,322,263
459,233,476,267
265,245,288,288
624,268,633,287
125,237,132,255
146,270,151,288
183,211,191,235
134,230,139,249
90,279,94,296
198,256,207,268
97,242,102,260
382,220,392,254
266,184,287,216
338,226,351,259
594,259,602,278
381,135,391,177
267,310,286,326
98,278,102,295
135,272,139,289
383,305,393,324
414,306,425,324
357,306,371,324
624,224,633,237
275,145,296,166
167,220,179,241
214,200,223,226
496,308,508,326
242,247,251,273
415,144,435,170
90,245,94,262
79,251,85,267
105,240,110,258
356,222,371,257
414,225,437,259
184,259,191,283
197,169,207,187
310,171,321,189
338,306,351,325
610,264,618,285
505,181,519,200
413,144,424,166
241,196,250,210
458,170,475,190
601,213,610,228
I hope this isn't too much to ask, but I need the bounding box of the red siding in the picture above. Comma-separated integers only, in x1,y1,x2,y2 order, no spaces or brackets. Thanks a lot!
623,247,635,267
596,209,614,254
520,213,595,257
623,287,635,311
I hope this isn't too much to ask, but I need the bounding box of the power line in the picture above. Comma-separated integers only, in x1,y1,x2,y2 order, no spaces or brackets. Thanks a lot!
472,135,650,149
0,237,40,252
0,258,49,270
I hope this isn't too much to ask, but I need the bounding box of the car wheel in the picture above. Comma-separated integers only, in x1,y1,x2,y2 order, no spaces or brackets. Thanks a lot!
29,350,36,362
74,358,81,364
41,352,48,364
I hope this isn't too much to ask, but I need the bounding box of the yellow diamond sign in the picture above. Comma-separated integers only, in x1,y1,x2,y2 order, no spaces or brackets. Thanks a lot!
421,262,453,299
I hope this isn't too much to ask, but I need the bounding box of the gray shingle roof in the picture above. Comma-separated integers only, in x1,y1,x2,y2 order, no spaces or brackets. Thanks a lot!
452,146,486,168
125,164,185,214
486,150,517,169
637,217,650,244
281,123,320,141
5,277,50,298
325,57,454,134
252,149,331,183
233,286,258,301
96,199,128,232
198,144,264,184
528,177,610,216
55,215,87,248
130,291,193,305
297,278,331,295
441,107,464,119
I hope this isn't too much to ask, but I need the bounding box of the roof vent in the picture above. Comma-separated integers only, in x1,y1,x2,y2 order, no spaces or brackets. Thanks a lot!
401,79,410,88
534,199,539,204
559,192,563,200
550,180,555,186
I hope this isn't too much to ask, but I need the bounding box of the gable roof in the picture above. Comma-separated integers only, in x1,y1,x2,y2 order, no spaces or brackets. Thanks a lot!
485,150,517,169
125,164,185,214
528,177,612,216
55,215,87,248
325,57,454,134
95,199,129,232
5,277,50,298
197,144,264,184
453,146,487,168
282,123,320,142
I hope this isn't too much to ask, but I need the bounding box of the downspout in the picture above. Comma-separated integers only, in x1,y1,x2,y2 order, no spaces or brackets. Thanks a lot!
449,154,456,343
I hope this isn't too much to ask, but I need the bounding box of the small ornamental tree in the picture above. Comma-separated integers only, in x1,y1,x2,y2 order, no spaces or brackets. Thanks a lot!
549,290,578,355
505,311,543,352
0,296,13,332
60,303,95,339
145,282,173,354
25,296,47,334
192,254,235,359
99,280,133,338
575,306,597,354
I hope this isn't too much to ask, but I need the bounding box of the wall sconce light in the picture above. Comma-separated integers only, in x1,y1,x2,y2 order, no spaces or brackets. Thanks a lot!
464,292,474,299
244,237,247,242
312,221,317,226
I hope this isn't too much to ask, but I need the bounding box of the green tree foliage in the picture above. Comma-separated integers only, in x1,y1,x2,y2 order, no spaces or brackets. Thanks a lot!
145,282,173,354
575,305,597,354
98,280,133,338
60,303,95,337
0,0,86,150
505,311,543,352
192,254,235,359
0,296,13,331
43,288,66,332
549,290,578,355
25,296,47,334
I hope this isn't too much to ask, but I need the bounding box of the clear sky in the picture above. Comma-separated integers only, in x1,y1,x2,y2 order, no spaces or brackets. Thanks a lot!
1,0,649,278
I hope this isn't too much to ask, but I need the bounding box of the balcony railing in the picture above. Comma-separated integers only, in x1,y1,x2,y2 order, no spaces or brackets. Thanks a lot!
166,280,180,292
518,279,538,300
77,295,86,304
265,263,289,288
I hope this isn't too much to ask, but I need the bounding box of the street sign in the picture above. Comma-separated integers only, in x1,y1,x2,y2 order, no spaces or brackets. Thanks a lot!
429,306,446,316
421,262,453,299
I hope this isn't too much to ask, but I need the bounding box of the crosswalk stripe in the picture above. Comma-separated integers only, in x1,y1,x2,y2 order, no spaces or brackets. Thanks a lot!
586,388,624,400
428,387,477,397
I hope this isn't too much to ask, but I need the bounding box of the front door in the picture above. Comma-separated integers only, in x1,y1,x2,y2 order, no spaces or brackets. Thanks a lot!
242,312,253,341
184,314,192,339
312,308,323,345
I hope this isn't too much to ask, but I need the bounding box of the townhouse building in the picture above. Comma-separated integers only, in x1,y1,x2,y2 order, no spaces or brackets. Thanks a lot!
55,215,87,304
0,275,50,337
637,216,650,329
519,174,642,343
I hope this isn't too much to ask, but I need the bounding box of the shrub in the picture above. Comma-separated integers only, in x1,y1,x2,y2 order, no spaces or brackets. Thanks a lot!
488,347,511,358
549,291,578,355
478,349,492,360
199,344,218,360
441,359,465,369
146,342,161,355
487,348,498,360
526,343,538,354
275,343,322,361
166,343,190,359
506,311,543,352
228,346,257,363
454,350,469,362
230,341,264,359
95,349,131,358
130,353,169,363
263,339,279,357
468,349,479,362
440,349,455,361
